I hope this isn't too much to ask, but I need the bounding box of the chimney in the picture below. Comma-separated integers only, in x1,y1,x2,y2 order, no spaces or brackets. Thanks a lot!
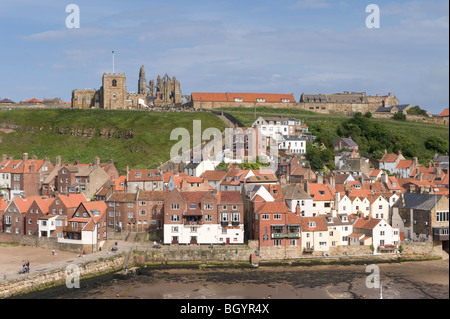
428,161,432,170
23,153,29,161
335,191,341,212
94,156,100,166
74,160,80,166
381,172,389,184
317,174,324,184
304,181,310,195
55,155,61,166
1,154,7,163
295,202,300,216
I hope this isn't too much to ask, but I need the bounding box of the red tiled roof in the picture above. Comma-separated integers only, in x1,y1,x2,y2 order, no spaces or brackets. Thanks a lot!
255,201,289,214
58,194,87,208
309,183,334,201
128,169,162,182
396,160,413,169
438,108,449,117
369,169,381,177
114,175,127,191
299,216,328,232
191,92,295,103
353,217,382,230
201,170,227,181
215,191,243,204
22,97,43,103
381,153,398,163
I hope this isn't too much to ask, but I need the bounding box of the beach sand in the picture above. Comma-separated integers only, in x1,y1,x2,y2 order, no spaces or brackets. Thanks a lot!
0,245,79,276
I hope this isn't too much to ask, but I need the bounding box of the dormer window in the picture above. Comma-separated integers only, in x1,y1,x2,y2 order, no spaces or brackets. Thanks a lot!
234,98,243,103
135,172,142,178
308,222,316,227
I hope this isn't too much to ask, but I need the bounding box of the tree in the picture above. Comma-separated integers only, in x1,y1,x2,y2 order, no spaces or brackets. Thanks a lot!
393,112,406,121
364,111,372,118
425,136,449,154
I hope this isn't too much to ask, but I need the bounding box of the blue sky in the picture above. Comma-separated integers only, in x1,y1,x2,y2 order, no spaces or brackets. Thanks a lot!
0,0,448,113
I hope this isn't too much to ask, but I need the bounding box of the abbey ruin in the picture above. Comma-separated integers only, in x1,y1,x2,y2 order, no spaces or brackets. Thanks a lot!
71,66,189,110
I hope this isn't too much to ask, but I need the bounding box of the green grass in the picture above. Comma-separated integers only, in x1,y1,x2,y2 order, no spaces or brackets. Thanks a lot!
0,109,226,174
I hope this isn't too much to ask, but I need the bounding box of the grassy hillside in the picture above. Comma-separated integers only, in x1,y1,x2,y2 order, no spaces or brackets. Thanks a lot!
225,107,449,165
0,109,226,174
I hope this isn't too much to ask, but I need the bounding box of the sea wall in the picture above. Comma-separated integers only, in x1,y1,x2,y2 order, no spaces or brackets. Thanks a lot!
0,255,125,299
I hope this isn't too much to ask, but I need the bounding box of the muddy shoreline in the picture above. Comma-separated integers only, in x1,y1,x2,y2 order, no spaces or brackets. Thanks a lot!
14,259,449,299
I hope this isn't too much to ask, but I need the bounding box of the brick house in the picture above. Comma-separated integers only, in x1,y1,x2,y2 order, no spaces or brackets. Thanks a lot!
60,201,108,251
105,192,138,231
48,193,87,217
252,201,301,248
136,190,168,231
126,168,164,192
24,196,53,236
2,196,42,235
0,153,54,199
163,189,244,245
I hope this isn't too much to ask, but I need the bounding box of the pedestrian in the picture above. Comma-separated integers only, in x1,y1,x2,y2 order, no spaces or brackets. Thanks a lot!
82,250,86,257
52,249,55,256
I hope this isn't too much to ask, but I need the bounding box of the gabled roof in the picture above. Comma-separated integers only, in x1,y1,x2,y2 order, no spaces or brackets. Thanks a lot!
138,190,169,201
437,108,449,117
282,183,311,200
215,191,243,204
393,193,443,210
57,194,87,208
255,201,289,214
309,183,334,201
380,153,399,163
13,196,46,213
201,170,227,181
353,217,383,230
299,216,328,232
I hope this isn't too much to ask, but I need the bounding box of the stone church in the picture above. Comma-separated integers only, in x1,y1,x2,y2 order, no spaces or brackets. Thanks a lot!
71,66,185,109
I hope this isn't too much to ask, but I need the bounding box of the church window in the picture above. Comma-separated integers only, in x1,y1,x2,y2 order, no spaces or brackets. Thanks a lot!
78,94,82,104
112,79,117,87
86,94,90,104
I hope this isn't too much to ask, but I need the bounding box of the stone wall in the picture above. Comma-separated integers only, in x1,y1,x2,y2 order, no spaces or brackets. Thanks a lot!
0,233,96,254
0,103,70,110
0,255,125,298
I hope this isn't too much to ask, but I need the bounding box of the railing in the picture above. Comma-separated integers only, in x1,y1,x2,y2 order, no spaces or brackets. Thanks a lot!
63,226,82,233
184,220,202,226
271,232,300,239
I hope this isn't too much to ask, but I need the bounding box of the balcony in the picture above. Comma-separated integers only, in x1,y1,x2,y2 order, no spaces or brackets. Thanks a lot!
231,221,240,227
433,227,449,242
184,220,202,226
221,221,229,227
63,226,82,233
271,232,300,239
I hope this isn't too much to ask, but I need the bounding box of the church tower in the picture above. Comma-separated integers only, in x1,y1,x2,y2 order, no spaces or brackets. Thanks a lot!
138,65,147,95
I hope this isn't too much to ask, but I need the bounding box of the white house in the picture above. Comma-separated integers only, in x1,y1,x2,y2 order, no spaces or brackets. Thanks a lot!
351,196,370,216
282,183,313,217
278,135,307,155
368,195,390,220
353,217,400,254
337,194,353,215
324,213,354,246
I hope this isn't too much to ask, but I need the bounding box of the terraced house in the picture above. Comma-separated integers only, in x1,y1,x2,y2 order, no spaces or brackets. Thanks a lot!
163,189,244,245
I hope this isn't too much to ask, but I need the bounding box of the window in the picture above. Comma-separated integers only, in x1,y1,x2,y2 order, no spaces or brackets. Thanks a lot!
204,204,213,210
171,215,179,222
139,201,146,206
436,211,449,222
308,222,316,228
379,205,383,210
232,213,240,222
171,226,179,232
78,94,82,105
221,213,229,222
234,98,243,102
139,210,146,216
380,231,385,236
281,99,290,103
274,239,282,246
205,215,212,222
190,203,196,210
86,94,90,104
274,214,282,220
127,213,134,219
261,214,270,220
112,79,117,86
171,204,180,210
